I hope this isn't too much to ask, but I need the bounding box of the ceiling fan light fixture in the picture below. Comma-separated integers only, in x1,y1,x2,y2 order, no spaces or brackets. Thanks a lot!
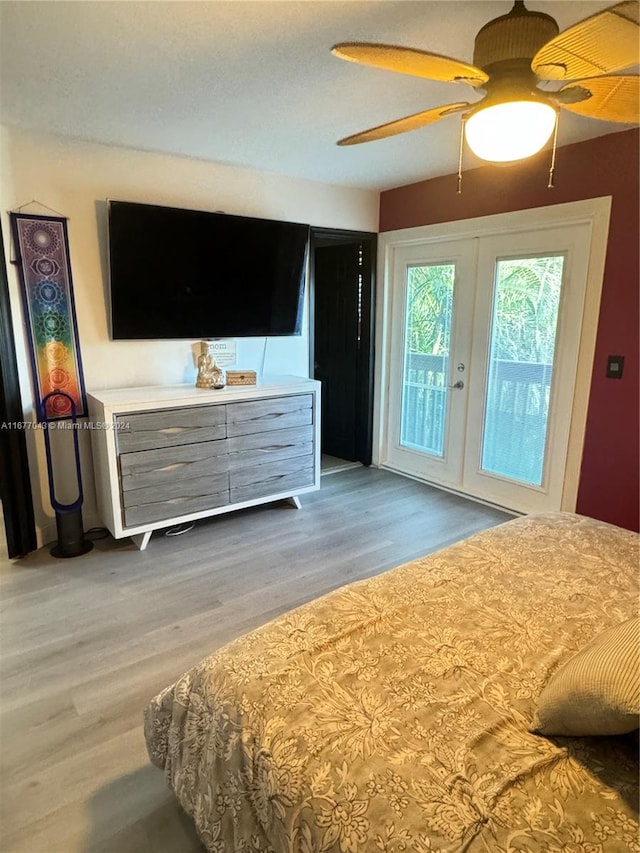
464,99,557,163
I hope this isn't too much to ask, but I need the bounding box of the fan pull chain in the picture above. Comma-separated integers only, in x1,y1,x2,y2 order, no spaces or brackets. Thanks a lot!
548,111,560,188
457,115,465,194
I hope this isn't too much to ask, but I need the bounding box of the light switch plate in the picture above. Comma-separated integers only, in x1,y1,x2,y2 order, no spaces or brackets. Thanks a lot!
606,355,624,379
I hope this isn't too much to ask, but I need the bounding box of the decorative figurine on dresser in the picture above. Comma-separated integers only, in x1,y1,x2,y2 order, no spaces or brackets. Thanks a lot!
195,341,225,389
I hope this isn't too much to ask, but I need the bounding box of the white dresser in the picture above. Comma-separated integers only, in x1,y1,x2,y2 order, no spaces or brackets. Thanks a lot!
87,376,321,549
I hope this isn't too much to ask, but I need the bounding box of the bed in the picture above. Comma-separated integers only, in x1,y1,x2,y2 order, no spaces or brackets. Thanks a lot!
144,512,639,852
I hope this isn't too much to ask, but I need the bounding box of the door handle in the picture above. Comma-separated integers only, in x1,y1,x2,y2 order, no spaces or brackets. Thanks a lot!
448,380,464,390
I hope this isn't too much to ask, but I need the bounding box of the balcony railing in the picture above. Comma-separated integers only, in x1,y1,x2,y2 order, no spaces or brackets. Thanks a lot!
401,352,553,484
401,353,448,456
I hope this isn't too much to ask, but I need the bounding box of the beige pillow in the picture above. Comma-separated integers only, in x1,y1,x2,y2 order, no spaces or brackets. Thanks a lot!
531,617,640,736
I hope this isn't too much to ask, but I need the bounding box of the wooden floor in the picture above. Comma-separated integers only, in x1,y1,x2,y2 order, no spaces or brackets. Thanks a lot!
0,467,512,853
320,454,361,475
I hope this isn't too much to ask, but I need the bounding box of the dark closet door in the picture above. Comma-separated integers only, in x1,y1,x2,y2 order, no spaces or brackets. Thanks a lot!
314,243,362,461
0,222,37,557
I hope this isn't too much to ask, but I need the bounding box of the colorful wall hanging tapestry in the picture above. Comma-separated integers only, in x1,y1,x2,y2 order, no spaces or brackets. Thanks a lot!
10,213,87,420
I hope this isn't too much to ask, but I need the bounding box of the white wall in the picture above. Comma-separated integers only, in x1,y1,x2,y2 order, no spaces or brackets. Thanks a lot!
1,126,379,544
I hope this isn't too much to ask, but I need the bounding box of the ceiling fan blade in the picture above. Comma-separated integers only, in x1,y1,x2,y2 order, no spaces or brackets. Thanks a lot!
332,43,488,87
337,103,470,146
556,75,640,123
532,1,640,80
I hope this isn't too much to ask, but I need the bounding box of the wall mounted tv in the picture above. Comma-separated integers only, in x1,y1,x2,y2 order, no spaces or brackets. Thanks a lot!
108,201,310,339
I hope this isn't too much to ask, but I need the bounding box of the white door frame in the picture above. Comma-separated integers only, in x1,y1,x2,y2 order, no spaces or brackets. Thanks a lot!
373,197,612,513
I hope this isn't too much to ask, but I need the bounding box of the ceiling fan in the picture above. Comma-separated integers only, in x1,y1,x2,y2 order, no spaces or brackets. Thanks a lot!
332,0,640,164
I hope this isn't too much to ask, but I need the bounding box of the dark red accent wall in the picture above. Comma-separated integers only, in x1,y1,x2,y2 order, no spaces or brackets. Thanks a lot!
379,129,639,531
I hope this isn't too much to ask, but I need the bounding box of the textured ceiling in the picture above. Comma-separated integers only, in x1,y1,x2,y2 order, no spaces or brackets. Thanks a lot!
0,1,631,190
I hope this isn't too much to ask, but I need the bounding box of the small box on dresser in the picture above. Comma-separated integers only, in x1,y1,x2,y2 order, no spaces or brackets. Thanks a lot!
226,370,257,386
87,377,321,550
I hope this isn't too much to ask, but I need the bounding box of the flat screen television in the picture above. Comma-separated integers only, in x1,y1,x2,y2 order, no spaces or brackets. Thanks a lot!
108,201,309,339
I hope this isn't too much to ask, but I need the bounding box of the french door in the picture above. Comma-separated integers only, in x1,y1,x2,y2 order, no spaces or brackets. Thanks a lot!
388,238,475,488
384,217,598,514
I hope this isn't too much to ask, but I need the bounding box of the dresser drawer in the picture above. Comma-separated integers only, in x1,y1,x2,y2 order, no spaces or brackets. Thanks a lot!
226,394,312,437
116,405,226,453
122,471,229,509
229,456,314,504
120,439,229,491
122,473,229,526
226,425,313,471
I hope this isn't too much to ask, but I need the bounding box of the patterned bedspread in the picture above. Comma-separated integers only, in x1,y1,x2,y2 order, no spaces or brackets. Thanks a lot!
144,512,639,852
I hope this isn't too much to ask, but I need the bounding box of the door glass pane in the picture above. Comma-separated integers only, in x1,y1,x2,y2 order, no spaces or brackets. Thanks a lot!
481,255,564,485
400,263,455,456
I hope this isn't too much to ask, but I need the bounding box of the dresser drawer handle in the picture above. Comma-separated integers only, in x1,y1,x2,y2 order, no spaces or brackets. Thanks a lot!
258,444,294,452
160,427,186,435
251,412,284,421
158,462,189,472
